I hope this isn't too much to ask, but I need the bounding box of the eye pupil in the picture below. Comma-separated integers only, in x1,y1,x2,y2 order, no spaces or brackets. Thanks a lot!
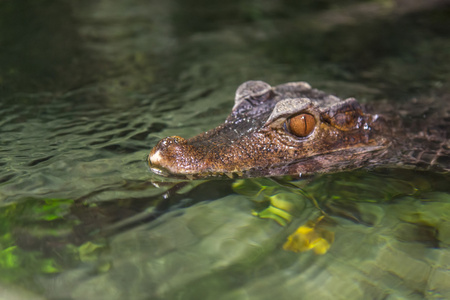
286,113,315,137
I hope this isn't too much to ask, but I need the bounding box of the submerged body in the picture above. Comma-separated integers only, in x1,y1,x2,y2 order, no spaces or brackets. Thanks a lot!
148,81,449,179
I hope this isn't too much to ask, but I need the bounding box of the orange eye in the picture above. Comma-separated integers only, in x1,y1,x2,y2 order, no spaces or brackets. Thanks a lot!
286,113,316,137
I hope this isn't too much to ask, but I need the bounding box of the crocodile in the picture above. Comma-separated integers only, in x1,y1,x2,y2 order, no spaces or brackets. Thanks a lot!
148,81,449,179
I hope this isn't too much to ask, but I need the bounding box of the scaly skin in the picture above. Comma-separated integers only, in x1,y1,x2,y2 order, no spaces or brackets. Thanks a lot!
148,81,449,179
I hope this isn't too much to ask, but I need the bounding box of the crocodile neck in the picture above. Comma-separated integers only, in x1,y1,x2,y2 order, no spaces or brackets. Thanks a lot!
366,94,450,172
148,81,449,179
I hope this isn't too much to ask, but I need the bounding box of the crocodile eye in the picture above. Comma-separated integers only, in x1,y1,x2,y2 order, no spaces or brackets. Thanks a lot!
286,113,315,137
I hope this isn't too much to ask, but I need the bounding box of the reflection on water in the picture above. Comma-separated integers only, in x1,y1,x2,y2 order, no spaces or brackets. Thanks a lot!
1,0,450,299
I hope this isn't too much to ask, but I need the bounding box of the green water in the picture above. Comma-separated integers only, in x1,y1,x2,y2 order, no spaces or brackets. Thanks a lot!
1,0,450,299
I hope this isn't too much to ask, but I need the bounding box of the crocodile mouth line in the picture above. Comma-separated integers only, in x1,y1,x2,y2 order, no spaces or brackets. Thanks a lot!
147,156,244,180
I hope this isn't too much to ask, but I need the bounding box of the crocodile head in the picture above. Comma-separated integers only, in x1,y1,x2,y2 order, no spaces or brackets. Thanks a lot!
148,81,391,179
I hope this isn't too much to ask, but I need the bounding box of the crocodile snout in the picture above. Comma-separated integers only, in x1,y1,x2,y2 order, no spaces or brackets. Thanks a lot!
148,136,198,176
149,136,187,164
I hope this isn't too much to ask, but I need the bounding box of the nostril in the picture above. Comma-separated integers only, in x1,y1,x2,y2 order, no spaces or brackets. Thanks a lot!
159,136,187,147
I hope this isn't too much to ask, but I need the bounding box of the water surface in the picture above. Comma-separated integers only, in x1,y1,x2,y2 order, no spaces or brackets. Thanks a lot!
1,0,450,299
